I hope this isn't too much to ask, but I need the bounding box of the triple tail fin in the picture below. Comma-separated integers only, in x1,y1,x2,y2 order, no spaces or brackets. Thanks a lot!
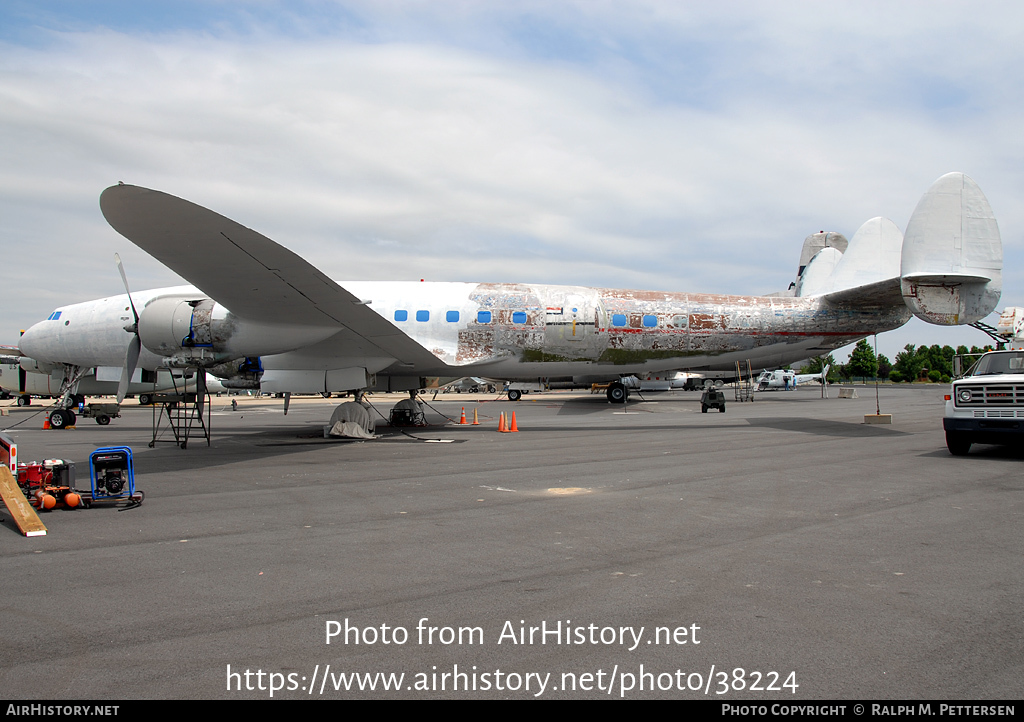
802,172,1001,327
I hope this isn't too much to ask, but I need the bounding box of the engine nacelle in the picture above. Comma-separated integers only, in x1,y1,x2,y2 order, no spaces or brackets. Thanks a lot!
136,294,341,366
207,357,263,389
19,357,56,375
138,296,227,365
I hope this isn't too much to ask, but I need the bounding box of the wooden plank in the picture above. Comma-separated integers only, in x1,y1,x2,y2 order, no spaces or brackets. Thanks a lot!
0,465,47,537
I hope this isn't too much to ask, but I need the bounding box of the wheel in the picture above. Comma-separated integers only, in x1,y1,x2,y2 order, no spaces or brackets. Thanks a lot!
65,410,76,426
96,414,111,425
139,394,152,405
49,410,68,429
701,404,708,413
507,389,522,401
17,395,30,407
945,431,971,456
606,383,628,403
719,403,726,413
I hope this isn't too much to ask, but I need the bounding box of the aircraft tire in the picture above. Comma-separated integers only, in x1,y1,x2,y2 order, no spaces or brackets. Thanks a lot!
507,389,522,401
606,383,628,403
49,410,68,429
945,431,971,456
18,395,30,406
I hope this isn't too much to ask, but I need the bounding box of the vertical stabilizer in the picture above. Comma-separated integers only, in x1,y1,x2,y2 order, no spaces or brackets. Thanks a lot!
824,217,903,293
900,172,1001,325
796,247,843,296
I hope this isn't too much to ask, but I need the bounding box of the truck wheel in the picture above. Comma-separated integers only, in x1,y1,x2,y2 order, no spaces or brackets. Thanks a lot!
701,404,708,413
49,410,68,428
719,403,726,413
945,431,971,456
139,394,152,405
18,395,30,407
96,414,111,425
507,389,522,401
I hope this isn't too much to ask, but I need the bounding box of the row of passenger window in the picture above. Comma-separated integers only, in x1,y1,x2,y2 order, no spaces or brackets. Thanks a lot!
393,309,664,328
610,314,659,328
393,309,527,324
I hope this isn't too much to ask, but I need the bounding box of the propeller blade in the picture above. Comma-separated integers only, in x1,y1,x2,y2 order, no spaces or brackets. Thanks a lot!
117,335,141,403
115,252,140,325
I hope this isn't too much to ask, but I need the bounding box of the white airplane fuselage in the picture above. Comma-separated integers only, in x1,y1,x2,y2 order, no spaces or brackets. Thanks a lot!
19,280,908,392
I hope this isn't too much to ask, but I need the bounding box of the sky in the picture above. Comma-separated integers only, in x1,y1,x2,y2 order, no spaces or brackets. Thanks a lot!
2,1,1022,365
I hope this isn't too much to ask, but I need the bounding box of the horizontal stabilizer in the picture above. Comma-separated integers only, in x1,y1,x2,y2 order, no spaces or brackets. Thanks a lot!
900,172,1001,325
821,277,906,312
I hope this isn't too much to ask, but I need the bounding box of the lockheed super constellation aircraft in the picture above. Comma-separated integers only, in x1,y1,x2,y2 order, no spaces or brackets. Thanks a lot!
17,173,1002,414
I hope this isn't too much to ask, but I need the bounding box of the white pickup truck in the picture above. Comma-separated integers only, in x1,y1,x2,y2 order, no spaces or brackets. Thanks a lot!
943,349,1024,455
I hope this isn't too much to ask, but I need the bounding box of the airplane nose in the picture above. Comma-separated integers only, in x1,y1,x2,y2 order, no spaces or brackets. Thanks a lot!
18,320,52,360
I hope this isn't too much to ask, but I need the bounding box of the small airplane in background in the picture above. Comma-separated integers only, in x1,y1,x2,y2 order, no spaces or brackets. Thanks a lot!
15,173,1003,420
754,366,830,391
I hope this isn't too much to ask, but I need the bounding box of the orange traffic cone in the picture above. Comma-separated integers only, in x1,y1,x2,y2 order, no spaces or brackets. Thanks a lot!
42,416,50,430
472,408,480,425
508,412,519,432
498,412,507,432
459,407,468,425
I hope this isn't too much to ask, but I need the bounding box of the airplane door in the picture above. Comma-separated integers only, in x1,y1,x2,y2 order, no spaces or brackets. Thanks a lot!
542,289,607,360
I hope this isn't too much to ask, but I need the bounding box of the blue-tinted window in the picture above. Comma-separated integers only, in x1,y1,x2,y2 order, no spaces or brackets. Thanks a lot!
446,310,460,323
642,314,657,328
394,310,408,322
512,311,527,324
611,314,627,327
48,311,62,321
477,310,492,324
416,310,430,322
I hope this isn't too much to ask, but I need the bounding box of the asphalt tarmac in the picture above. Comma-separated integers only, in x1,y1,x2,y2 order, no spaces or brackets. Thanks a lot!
0,385,1020,700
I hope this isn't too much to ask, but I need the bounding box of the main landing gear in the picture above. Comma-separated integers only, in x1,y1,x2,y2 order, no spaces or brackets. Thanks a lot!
606,381,629,403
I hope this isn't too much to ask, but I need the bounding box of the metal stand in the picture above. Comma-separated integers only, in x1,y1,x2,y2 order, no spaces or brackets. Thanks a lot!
734,360,755,402
149,370,210,449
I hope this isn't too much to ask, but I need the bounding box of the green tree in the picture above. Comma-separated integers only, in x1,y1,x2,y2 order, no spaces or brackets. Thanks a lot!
846,339,878,378
893,344,925,382
801,354,839,383
877,353,892,379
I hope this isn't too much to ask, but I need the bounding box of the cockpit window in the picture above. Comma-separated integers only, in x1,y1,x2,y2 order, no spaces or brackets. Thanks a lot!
47,311,62,321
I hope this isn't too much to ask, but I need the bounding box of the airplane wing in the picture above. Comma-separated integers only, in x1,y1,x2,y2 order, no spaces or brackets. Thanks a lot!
99,184,442,369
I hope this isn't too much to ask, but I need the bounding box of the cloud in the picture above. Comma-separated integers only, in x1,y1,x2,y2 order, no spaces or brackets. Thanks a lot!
1,2,1022,363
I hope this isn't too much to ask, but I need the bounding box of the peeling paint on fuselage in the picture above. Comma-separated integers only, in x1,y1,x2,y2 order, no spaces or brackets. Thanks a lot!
346,280,910,381
20,277,912,390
